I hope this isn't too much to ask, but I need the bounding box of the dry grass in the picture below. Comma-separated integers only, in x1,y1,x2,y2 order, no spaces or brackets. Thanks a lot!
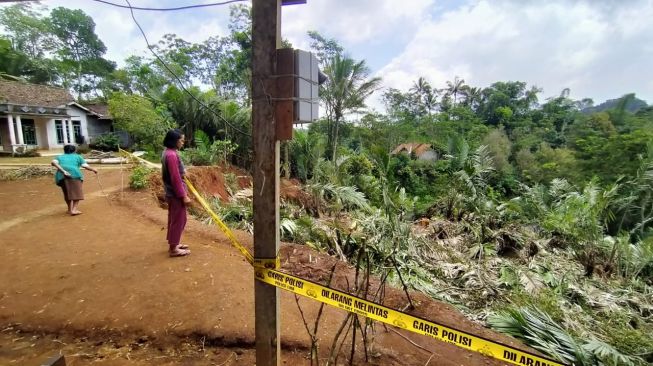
0,166,54,181
0,156,55,164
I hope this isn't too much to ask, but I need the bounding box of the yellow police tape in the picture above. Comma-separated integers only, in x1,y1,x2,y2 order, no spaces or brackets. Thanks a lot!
255,267,565,366
122,149,566,366
184,177,256,266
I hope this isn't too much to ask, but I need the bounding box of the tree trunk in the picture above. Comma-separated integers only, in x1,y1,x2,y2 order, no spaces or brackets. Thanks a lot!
77,62,83,101
332,119,339,162
331,109,342,162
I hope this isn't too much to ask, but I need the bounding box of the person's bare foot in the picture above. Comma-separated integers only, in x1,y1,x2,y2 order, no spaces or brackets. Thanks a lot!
70,211,82,216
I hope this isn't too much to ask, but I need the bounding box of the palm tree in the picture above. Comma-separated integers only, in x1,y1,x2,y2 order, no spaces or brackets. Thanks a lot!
410,76,430,96
321,54,381,161
445,76,465,108
460,86,483,111
290,130,325,182
410,77,438,118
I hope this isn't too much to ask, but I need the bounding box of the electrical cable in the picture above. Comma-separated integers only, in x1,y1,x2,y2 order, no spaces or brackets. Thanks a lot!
96,0,250,12
124,0,251,138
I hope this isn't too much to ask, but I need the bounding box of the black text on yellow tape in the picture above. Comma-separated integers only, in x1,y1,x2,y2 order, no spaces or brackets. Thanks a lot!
255,267,566,366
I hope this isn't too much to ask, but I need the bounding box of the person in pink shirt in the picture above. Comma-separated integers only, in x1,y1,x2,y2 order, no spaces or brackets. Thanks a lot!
161,129,191,257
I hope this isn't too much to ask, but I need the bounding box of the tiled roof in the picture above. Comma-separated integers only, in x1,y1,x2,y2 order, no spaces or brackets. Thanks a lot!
391,143,433,157
0,79,73,108
84,103,110,118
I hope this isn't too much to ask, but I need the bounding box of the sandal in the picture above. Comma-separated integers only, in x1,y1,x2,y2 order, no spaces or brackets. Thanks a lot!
169,248,191,257
178,244,189,250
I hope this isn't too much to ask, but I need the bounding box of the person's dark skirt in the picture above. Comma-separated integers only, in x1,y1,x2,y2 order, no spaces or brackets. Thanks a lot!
59,178,84,201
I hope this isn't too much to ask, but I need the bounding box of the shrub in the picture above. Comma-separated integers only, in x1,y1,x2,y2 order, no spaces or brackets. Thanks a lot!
91,133,121,151
224,172,240,195
76,144,91,154
130,165,153,189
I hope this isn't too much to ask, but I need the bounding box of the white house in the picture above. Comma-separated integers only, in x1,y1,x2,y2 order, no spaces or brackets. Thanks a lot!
0,79,113,153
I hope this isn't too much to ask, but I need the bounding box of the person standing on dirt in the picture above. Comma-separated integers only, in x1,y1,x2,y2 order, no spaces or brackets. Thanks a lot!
162,129,191,257
51,144,98,216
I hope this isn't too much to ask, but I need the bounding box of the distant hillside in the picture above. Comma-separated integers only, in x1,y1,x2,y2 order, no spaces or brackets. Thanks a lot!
582,95,648,114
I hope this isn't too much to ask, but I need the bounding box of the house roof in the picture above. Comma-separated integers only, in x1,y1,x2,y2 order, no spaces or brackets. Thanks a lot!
83,103,111,120
0,79,73,108
391,143,434,157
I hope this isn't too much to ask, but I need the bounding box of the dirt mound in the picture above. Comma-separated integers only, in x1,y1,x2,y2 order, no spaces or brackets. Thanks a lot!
280,178,314,211
149,165,252,205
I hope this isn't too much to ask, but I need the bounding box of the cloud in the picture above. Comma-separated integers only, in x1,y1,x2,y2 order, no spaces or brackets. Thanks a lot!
282,0,435,48
41,0,232,64
3,0,650,105
377,0,653,103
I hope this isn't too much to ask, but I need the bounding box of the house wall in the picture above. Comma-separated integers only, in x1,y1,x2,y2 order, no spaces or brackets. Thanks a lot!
1,106,107,151
86,117,112,141
0,116,51,150
45,119,57,148
43,105,91,149
67,105,90,144
35,118,50,149
418,150,439,161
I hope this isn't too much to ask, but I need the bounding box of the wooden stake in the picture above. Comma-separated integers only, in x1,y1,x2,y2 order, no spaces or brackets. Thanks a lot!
252,0,281,365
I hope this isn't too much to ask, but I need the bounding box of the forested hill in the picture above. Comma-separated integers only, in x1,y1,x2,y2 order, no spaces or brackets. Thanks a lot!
582,94,648,114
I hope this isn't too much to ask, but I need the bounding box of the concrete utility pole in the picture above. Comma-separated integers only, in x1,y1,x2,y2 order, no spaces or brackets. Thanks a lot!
252,0,281,365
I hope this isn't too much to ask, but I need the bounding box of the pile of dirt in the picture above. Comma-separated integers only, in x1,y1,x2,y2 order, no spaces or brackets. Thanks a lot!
149,165,252,205
280,178,314,211
150,166,314,210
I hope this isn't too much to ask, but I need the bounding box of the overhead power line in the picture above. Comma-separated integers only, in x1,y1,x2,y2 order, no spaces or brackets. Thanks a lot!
123,0,251,138
1,0,249,6
93,0,249,12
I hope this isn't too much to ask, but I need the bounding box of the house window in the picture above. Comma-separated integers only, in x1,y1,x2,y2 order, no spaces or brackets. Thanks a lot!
72,120,82,143
21,119,37,145
55,120,76,144
55,120,65,144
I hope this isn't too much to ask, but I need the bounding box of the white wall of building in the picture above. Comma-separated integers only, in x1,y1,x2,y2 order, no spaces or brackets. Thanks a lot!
67,104,90,144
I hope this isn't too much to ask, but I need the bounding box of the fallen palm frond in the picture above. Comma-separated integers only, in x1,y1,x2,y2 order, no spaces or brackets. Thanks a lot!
488,306,594,365
488,306,644,366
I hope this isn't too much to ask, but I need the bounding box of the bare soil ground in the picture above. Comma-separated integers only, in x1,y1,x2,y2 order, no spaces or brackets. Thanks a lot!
0,167,538,365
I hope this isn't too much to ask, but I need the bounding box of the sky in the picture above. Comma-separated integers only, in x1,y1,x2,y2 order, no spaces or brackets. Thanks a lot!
5,0,653,109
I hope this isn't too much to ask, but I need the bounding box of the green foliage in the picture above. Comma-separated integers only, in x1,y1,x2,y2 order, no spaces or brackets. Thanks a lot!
506,289,565,323
129,165,153,189
594,311,653,361
517,143,580,185
206,197,253,232
108,92,172,152
181,130,238,166
47,7,115,98
90,132,120,151
542,181,616,244
290,130,326,182
488,307,595,365
482,127,512,175
320,54,382,161
305,182,371,216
